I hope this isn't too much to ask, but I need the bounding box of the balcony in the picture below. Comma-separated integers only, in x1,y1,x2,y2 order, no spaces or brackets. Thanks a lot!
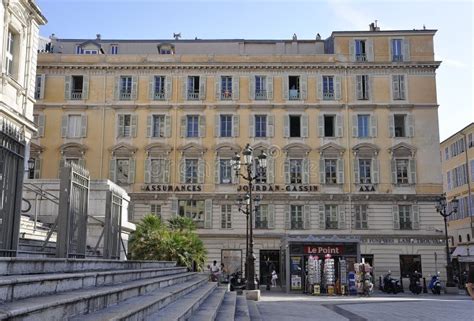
154,92,165,100
71,91,83,100
120,92,132,100
392,55,404,62
255,90,267,100
356,54,367,62
220,91,233,100
323,91,335,100
289,89,300,100
187,91,200,100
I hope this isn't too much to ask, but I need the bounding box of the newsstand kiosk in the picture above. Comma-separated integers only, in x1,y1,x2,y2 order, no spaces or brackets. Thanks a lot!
280,235,361,294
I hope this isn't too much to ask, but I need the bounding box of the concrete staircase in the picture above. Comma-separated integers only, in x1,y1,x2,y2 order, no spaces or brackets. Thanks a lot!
0,258,261,320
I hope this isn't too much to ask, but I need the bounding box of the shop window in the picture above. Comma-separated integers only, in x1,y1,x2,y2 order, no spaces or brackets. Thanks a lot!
324,115,335,137
289,115,301,137
288,76,300,100
178,200,204,228
325,204,338,229
221,204,232,229
399,255,421,278
290,205,303,229
255,205,268,229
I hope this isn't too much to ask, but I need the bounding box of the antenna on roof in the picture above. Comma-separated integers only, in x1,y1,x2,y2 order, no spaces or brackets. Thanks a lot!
173,33,181,40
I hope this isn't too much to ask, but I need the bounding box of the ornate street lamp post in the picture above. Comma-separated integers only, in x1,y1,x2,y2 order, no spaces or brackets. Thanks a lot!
232,144,267,291
435,194,459,287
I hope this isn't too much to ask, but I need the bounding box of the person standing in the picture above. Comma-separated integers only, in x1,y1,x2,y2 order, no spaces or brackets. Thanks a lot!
271,269,278,287
466,267,474,300
210,260,220,282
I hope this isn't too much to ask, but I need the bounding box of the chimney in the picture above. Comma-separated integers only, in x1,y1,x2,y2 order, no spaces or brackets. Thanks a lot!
369,23,375,31
96,33,101,40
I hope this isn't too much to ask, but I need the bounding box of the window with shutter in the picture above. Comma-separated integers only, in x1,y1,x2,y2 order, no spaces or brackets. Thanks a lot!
119,76,133,100
221,204,232,229
178,200,205,228
355,205,368,229
255,204,269,229
325,205,338,229
399,205,412,230
290,205,304,229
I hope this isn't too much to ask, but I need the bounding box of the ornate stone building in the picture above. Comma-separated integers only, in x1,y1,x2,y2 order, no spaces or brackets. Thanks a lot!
32,26,446,288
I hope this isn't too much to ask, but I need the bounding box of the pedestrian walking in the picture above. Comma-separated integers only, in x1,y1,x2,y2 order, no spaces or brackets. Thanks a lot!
271,269,278,287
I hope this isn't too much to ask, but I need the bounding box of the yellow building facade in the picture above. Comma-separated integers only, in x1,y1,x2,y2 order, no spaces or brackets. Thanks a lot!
32,28,446,288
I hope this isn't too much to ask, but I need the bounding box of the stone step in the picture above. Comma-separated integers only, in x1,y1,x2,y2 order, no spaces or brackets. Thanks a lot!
69,275,209,321
215,291,237,321
0,266,188,302
0,272,197,320
188,286,227,321
247,299,262,321
147,282,217,321
234,295,251,321
0,258,176,276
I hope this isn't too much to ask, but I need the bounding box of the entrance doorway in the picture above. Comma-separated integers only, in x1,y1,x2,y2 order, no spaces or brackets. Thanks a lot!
260,250,280,287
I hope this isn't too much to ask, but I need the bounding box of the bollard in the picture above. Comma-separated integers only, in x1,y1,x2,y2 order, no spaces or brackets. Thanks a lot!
423,277,428,293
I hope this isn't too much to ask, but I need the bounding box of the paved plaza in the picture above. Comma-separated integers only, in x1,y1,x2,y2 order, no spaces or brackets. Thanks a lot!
255,291,474,321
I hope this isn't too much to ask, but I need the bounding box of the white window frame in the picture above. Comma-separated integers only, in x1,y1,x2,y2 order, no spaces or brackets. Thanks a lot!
150,158,167,184
290,205,304,230
185,159,199,184
152,115,165,138
150,204,161,218
355,204,368,229
179,200,205,228
325,205,338,229
110,44,119,55
221,204,232,229
120,76,133,100
67,115,83,138
289,159,303,184
399,205,412,230
255,204,269,229
325,159,337,184
395,159,409,184
116,158,130,185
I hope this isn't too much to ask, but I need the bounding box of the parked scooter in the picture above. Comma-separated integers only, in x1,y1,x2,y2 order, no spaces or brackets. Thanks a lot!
429,272,442,295
409,271,422,294
229,271,246,292
383,271,403,294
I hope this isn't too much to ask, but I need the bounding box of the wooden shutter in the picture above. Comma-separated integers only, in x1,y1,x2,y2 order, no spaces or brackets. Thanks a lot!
144,158,151,183
33,158,41,179
391,158,397,184
399,75,406,100
356,75,363,100
128,158,136,184
393,205,400,229
199,115,206,137
282,75,289,100
131,76,138,100
37,114,45,137
407,114,415,137
64,75,71,100
285,204,290,229
301,114,309,138
232,76,239,100
214,115,220,137
317,75,323,100
370,115,377,137
171,199,178,218
412,205,419,229
117,115,124,138
319,158,325,184
61,115,68,137
268,115,275,137
248,114,255,138
268,204,275,229
114,76,120,101
388,114,395,137
284,159,290,184
283,115,290,138
352,114,358,137
304,205,311,229
338,204,346,229
349,39,355,62
371,158,379,184
131,115,138,137
266,75,273,100
109,158,116,181
148,76,155,100
267,155,275,184
366,39,374,61
181,76,187,100
318,115,324,137
353,158,360,184
336,114,343,137
336,158,344,184
198,159,205,184
409,158,417,184
179,159,186,183
165,75,172,100
233,115,240,137
302,158,310,184
319,204,325,229
215,75,221,100
199,75,206,100
214,157,220,184
163,159,171,184
249,76,256,100
300,75,307,100
392,76,400,100
180,116,187,137
335,76,342,100
80,115,87,138
164,115,171,137
82,75,89,99
204,199,213,229
403,39,410,61
39,74,46,99
147,115,153,137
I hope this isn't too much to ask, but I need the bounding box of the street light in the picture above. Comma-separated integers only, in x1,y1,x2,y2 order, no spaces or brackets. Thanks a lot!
233,143,267,291
435,194,459,287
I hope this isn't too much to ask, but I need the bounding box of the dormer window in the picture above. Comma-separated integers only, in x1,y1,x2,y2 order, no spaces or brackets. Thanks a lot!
83,49,98,54
158,44,175,55
110,44,118,55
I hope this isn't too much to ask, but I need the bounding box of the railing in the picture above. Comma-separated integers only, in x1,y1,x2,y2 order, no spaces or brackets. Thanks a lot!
187,91,200,100
325,222,339,229
392,55,404,62
71,91,83,100
220,91,233,100
154,92,165,100
356,54,367,62
323,92,335,100
289,89,300,100
255,90,267,100
120,92,132,100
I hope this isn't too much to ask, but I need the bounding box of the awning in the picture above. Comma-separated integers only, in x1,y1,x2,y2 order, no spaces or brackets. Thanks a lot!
451,245,472,258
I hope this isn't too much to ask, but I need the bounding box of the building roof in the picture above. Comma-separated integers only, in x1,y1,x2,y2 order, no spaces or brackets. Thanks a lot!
440,122,474,145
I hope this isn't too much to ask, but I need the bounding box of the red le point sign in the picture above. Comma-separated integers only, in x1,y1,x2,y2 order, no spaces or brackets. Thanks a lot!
304,245,344,255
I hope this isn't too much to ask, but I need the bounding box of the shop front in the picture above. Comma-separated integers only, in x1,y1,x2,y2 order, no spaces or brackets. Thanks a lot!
280,236,360,293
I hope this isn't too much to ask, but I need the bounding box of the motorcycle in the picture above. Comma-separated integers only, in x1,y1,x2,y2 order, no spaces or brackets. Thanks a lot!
229,271,246,292
383,272,403,294
409,271,422,295
429,274,442,295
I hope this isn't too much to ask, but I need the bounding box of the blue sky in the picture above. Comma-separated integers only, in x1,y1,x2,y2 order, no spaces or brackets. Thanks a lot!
36,0,473,141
